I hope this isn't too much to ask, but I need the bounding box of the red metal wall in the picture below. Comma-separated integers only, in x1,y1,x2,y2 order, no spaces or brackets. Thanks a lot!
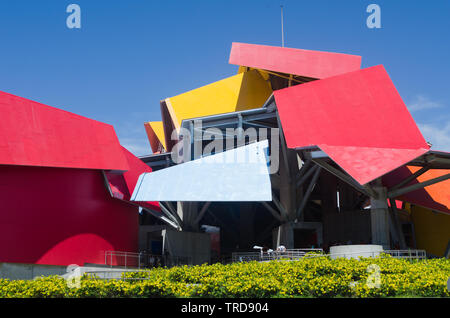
0,165,139,266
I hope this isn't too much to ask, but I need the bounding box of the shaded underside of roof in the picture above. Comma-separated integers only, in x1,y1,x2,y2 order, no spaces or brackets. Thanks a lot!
105,146,160,212
382,165,450,215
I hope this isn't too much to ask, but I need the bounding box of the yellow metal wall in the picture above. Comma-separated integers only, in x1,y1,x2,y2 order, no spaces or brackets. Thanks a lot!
408,204,450,257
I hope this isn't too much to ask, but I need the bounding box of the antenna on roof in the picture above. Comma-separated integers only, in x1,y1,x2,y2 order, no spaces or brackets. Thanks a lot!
280,5,285,47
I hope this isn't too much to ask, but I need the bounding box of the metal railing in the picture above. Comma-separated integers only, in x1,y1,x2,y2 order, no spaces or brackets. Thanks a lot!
231,249,427,263
383,249,427,260
84,270,149,280
104,251,193,269
104,249,426,268
232,248,324,263
328,249,427,260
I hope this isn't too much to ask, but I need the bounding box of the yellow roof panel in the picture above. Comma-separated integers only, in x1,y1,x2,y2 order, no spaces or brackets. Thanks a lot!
164,69,272,131
144,121,166,153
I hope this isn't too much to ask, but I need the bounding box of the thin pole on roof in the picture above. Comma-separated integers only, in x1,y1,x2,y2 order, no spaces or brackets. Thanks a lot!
280,5,285,47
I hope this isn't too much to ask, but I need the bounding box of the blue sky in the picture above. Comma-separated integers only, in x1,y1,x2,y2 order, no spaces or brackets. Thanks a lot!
0,0,449,156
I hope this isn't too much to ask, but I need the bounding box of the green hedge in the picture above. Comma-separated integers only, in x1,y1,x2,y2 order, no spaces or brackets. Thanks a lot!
1,255,449,298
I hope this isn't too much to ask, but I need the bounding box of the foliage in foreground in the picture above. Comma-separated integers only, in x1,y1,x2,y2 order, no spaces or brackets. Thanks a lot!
0,255,449,298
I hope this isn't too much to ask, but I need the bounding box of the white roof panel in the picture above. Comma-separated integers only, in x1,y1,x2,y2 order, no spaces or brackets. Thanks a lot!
131,140,272,202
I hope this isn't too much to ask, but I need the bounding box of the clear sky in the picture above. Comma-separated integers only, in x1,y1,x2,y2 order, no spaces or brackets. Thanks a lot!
0,0,449,156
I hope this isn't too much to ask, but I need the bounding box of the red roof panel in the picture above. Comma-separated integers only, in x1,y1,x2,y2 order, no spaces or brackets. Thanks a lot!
275,65,430,184
229,42,362,79
0,91,129,171
319,145,428,185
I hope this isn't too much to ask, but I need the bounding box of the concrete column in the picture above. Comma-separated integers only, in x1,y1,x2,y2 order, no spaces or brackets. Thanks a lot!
279,149,300,222
275,148,299,249
273,223,294,249
388,199,407,249
370,185,390,249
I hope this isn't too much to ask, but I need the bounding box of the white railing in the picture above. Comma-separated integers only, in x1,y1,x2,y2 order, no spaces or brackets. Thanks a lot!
327,249,427,260
383,249,426,260
231,249,427,263
84,270,148,280
104,249,427,268
232,248,324,263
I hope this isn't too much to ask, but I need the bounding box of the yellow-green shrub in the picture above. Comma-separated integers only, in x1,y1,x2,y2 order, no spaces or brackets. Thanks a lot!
0,255,449,298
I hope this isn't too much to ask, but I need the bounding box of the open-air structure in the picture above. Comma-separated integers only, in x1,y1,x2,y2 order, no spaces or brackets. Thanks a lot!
0,42,449,276
137,42,450,263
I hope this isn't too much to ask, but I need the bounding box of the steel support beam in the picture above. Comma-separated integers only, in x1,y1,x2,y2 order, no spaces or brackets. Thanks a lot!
312,159,374,197
159,203,182,230
296,165,319,188
276,112,291,182
388,173,450,199
162,201,184,228
194,202,212,225
164,201,178,215
389,166,430,191
296,167,322,219
294,158,313,181
143,208,180,230
271,191,288,220
261,202,283,222
388,199,407,249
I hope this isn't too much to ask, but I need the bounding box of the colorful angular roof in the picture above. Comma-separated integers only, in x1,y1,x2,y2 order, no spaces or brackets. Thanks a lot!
0,91,129,171
229,42,362,79
144,121,166,153
105,146,160,211
274,65,430,185
161,69,272,134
